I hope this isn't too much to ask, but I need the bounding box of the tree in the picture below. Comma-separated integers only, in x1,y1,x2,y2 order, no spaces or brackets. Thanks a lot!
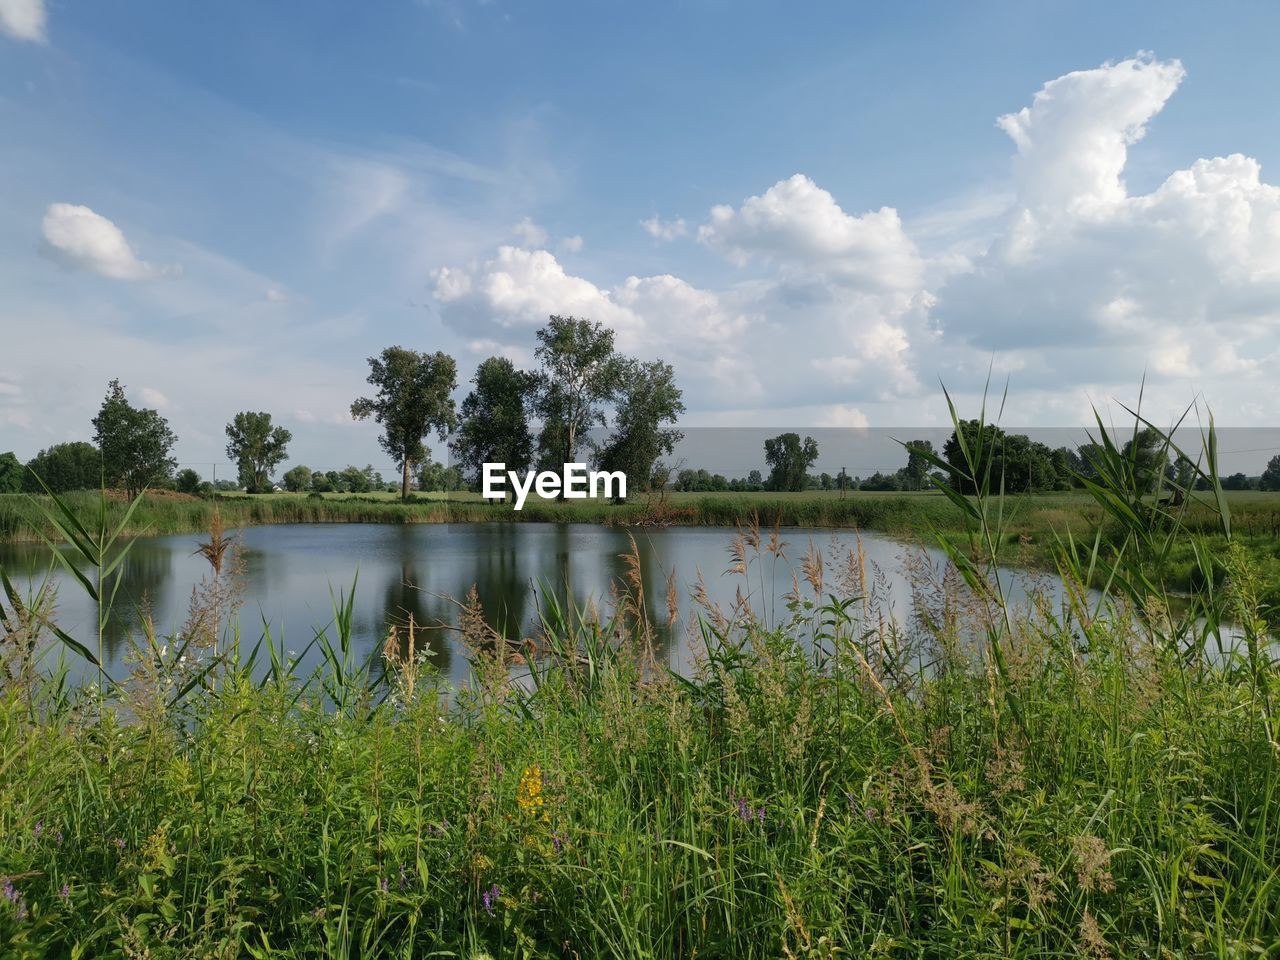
23,442,101,493
897,440,936,491
763,433,819,492
1120,427,1169,493
225,412,292,494
1222,472,1254,491
175,468,203,495
943,420,1004,495
351,347,458,499
1259,454,1280,491
451,356,537,488
597,359,685,497
0,452,22,494
310,470,333,493
533,316,624,469
418,461,465,492
747,469,764,490
92,379,177,498
283,465,313,493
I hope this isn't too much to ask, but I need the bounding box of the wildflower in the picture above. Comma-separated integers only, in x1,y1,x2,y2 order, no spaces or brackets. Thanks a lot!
517,764,545,816
33,821,43,838
552,831,563,853
379,876,389,894
398,863,409,891
2,878,17,903
114,837,127,850
482,883,500,916
59,883,70,900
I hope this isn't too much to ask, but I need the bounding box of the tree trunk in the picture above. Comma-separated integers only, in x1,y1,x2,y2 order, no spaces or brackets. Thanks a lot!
401,456,411,500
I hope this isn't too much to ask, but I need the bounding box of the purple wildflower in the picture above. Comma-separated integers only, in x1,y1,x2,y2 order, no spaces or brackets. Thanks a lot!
756,806,765,825
33,821,43,838
552,832,563,853
55,830,64,845
59,883,70,900
114,837,126,850
2,878,17,904
379,876,389,894
482,883,500,916
398,863,409,891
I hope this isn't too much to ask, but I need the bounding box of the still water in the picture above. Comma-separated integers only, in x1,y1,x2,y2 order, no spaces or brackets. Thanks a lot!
0,522,1076,685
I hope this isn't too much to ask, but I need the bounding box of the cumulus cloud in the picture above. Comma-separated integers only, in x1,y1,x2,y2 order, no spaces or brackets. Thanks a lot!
40,203,170,280
0,0,45,42
558,234,584,254
698,174,924,292
938,54,1280,403
427,53,1280,426
641,215,687,242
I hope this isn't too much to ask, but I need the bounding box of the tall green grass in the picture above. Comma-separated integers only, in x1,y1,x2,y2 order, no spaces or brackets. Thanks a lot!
0,399,1277,957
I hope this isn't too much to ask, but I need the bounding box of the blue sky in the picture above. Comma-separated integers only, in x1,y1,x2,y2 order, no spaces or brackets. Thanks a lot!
3,1,1280,474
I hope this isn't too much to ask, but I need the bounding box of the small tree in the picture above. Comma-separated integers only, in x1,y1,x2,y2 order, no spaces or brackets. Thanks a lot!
175,468,203,495
283,465,313,493
0,452,22,494
898,440,936,491
226,412,292,493
763,433,819,492
92,379,177,497
351,347,458,499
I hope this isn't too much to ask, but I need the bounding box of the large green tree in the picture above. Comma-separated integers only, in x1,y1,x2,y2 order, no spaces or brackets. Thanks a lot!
451,356,537,488
226,411,293,494
533,316,623,468
23,442,102,493
0,452,22,494
1120,427,1170,493
597,358,685,496
763,433,819,492
897,440,937,491
92,379,177,498
351,347,458,499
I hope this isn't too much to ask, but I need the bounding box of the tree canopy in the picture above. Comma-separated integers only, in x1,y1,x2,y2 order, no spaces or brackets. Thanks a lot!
351,347,458,499
533,316,623,469
22,442,102,494
451,356,537,488
597,358,685,496
764,433,819,491
226,411,292,494
91,379,177,498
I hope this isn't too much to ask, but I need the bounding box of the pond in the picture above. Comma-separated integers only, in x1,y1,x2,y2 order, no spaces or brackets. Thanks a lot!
0,522,1086,685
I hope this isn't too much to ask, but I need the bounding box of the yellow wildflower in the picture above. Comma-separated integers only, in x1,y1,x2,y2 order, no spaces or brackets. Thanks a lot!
517,764,545,815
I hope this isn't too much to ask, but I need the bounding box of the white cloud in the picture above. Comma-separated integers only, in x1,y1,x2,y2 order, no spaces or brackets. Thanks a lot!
512,216,549,248
0,0,45,42
558,234,584,254
0,381,21,397
698,174,924,292
937,53,1280,412
641,215,687,242
39,203,168,281
265,287,288,303
137,387,169,409
996,53,1185,220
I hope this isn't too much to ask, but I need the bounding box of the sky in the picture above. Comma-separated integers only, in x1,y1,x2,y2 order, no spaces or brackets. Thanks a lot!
2,0,1280,476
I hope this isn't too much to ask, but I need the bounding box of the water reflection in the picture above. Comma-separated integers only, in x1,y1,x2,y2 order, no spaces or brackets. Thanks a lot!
0,522,1098,686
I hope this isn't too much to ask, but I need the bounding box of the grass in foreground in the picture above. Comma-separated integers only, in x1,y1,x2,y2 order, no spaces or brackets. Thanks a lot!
0,402,1277,957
